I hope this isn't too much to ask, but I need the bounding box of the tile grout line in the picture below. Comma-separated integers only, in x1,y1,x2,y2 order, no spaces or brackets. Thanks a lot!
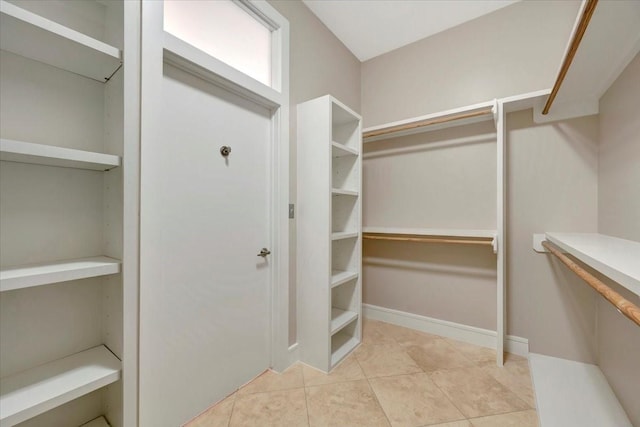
354,354,395,427
300,363,312,427
226,392,237,427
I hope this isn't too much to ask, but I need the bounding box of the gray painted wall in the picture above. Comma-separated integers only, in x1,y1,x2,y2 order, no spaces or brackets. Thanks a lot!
360,0,605,362
361,0,580,127
268,0,361,345
596,54,640,426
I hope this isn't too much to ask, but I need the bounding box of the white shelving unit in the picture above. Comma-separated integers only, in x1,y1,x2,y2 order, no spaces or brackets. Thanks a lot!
0,0,122,82
0,139,120,171
0,256,121,292
543,233,640,296
0,345,121,427
298,95,362,372
0,1,138,425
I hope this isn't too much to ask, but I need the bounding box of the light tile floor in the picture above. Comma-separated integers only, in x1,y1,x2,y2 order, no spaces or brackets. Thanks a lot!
186,319,538,427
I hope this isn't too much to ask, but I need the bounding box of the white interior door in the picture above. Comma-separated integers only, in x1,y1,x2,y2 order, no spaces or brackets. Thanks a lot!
139,62,273,426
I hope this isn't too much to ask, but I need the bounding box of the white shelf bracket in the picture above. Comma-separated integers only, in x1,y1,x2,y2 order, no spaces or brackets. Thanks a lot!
533,234,549,253
492,236,498,254
491,99,499,126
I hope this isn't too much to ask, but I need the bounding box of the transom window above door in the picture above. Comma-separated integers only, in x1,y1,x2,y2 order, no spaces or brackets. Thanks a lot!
164,0,272,87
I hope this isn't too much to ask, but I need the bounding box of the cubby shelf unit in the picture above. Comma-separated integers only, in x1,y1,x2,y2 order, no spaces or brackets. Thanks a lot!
0,0,122,82
0,345,121,427
0,256,121,292
298,95,363,372
0,139,120,171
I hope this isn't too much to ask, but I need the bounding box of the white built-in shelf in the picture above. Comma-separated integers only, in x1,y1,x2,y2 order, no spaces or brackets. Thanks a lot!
1,256,121,292
331,270,358,288
363,227,497,239
332,188,359,197
331,331,359,367
529,353,632,427
332,141,358,157
0,139,121,171
81,416,110,427
0,345,121,426
362,100,496,143
545,233,640,296
0,0,122,82
331,231,359,241
330,308,358,335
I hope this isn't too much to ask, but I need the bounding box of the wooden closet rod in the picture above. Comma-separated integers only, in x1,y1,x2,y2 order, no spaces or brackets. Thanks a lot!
542,241,640,327
362,108,494,139
363,234,493,246
542,0,599,115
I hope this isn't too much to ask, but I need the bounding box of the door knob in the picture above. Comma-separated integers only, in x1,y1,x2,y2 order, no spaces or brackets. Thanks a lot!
220,146,232,157
257,248,271,257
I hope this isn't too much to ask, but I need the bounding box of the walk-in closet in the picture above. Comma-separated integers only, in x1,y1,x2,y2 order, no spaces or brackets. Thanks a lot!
0,0,638,426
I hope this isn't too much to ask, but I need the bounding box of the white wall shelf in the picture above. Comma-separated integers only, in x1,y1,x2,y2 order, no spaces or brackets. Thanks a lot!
529,353,632,427
332,188,359,197
362,100,496,143
0,345,121,427
332,141,358,157
363,227,496,239
331,270,358,288
544,233,640,296
0,256,121,293
81,416,110,427
330,308,358,335
0,1,122,82
331,231,359,241
0,139,121,171
0,1,121,82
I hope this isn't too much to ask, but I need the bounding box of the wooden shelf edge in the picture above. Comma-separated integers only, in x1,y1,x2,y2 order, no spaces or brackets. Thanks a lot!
0,139,121,171
1,256,122,292
0,345,121,426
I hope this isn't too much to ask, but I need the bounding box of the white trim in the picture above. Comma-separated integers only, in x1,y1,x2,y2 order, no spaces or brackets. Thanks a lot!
496,99,506,366
363,303,529,358
533,96,599,123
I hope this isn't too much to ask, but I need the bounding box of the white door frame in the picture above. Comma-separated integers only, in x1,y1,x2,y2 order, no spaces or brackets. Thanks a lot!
140,0,290,400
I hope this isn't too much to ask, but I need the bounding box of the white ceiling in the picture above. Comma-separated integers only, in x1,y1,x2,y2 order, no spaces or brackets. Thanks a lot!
302,0,520,61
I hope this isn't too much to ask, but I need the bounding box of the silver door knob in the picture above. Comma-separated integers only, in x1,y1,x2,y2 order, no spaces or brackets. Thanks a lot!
220,146,232,157
257,248,271,257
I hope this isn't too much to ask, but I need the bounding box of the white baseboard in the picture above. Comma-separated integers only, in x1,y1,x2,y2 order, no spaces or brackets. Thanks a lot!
287,342,300,365
363,303,529,357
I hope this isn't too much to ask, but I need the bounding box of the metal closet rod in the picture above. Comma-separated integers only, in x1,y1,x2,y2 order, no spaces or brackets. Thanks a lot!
542,241,640,327
362,107,494,139
363,234,493,246
542,0,599,115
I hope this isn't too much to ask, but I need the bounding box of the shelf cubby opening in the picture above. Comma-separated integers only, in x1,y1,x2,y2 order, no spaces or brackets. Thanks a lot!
331,102,360,150
332,237,359,273
331,321,359,367
332,155,359,192
331,193,359,234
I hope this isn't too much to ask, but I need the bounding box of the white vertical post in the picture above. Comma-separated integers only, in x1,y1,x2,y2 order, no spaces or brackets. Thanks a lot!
122,0,141,425
496,100,506,366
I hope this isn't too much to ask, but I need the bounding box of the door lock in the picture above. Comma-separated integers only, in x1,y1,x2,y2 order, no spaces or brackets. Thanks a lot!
257,248,271,257
220,146,232,157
